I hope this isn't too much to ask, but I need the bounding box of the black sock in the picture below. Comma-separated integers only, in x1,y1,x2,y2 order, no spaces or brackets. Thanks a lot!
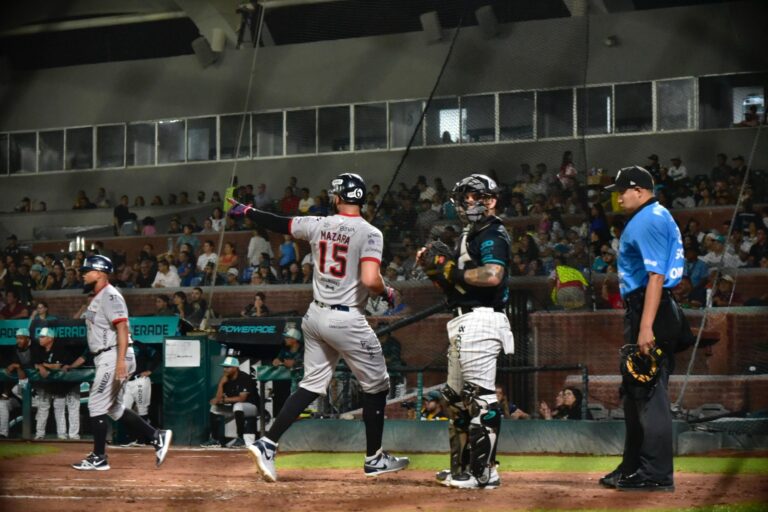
91,415,108,457
141,414,151,425
266,387,318,443
362,390,388,457
234,410,245,439
209,413,220,442
119,408,157,443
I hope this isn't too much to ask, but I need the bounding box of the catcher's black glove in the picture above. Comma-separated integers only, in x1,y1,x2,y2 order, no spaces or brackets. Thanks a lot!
417,240,458,292
619,344,664,386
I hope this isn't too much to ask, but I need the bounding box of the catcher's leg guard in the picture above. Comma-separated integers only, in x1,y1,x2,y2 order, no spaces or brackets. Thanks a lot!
463,384,501,485
441,385,470,476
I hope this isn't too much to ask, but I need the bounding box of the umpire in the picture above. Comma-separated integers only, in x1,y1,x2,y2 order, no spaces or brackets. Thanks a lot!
600,166,690,492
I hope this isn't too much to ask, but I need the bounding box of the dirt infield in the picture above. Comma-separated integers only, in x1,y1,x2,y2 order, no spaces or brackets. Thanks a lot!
1,443,766,511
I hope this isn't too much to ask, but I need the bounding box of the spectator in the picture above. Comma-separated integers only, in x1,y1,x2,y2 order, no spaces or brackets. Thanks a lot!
196,190,206,204
141,217,157,236
257,265,277,284
172,291,192,327
557,150,578,190
278,235,299,272
249,272,265,286
711,274,743,307
187,287,208,327
93,187,110,208
279,187,299,216
200,262,224,286
0,290,29,319
4,234,21,264
217,242,239,275
176,251,195,287
167,193,178,205
196,241,218,274
178,192,190,205
201,357,259,449
683,247,709,289
415,199,440,243
495,385,530,419
34,328,85,440
61,268,82,290
15,197,32,213
420,390,448,420
672,185,695,209
749,227,768,267
28,300,56,343
29,263,46,291
176,224,200,254
308,195,328,216
253,184,271,209
672,276,704,309
72,190,95,210
155,295,175,315
247,228,273,267
736,104,760,127
539,387,590,420
645,154,661,181
210,208,225,232
150,195,163,206
241,292,270,318
668,157,688,182
112,195,132,235
731,155,747,183
211,191,222,203
711,153,731,182
297,188,315,215
700,234,740,268
134,259,157,289
225,268,240,286
549,257,588,309
283,262,302,284
152,259,180,288
600,275,624,309
167,218,182,234
134,195,146,207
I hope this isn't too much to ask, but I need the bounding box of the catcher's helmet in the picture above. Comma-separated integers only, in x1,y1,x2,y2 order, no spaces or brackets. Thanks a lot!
620,344,664,386
330,172,366,206
79,255,114,275
451,174,499,222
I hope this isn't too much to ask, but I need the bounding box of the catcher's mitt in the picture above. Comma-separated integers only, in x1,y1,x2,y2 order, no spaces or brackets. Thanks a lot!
619,344,665,386
417,241,457,291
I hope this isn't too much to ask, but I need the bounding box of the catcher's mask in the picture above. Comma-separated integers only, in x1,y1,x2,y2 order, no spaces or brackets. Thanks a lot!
451,174,499,224
620,344,665,386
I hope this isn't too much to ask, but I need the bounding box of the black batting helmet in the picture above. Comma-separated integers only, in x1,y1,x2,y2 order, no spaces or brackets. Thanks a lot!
330,173,366,206
80,255,114,274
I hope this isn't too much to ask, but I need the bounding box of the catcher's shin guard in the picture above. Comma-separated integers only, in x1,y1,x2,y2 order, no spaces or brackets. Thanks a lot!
464,385,501,484
442,385,470,476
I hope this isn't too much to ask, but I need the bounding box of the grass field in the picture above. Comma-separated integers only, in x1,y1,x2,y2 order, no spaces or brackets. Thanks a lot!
0,443,59,459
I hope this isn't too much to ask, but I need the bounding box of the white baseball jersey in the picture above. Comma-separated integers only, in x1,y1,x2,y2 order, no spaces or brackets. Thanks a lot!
85,284,133,353
290,214,383,309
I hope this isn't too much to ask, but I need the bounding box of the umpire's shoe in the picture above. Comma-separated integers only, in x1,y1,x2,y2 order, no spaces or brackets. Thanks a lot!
364,449,410,477
616,472,675,492
72,452,110,471
248,437,278,482
599,469,624,489
153,429,173,467
448,468,500,490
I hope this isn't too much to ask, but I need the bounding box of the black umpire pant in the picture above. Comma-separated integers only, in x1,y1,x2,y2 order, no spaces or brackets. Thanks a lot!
619,288,692,484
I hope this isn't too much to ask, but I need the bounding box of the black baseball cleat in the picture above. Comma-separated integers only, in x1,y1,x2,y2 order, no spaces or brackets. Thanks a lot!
153,429,173,467
72,452,110,471
616,472,675,492
599,469,624,488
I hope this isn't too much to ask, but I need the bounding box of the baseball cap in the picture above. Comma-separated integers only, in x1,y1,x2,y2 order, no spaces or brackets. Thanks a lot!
31,263,44,272
220,356,240,368
227,267,239,277
16,328,30,337
721,274,735,283
647,154,659,161
426,390,442,402
604,166,655,192
39,327,55,338
283,327,302,341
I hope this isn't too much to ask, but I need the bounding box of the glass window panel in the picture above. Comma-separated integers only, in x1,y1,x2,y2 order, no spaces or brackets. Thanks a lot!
39,130,64,172
699,73,768,129
577,86,612,135
9,132,36,174
253,112,283,157
499,92,534,140
286,109,316,155
0,134,8,175
318,106,350,153
615,82,652,133
537,89,573,138
462,95,494,143
127,122,155,167
96,125,125,168
354,103,386,150
157,119,185,164
187,117,216,161
389,100,424,148
426,98,461,145
220,114,250,159
66,127,93,170
655,79,694,131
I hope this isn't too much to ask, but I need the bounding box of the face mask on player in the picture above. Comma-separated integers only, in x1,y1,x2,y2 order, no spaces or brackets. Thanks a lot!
455,193,493,224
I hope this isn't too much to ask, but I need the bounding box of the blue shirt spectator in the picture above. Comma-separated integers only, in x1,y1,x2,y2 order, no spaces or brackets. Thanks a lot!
683,247,709,289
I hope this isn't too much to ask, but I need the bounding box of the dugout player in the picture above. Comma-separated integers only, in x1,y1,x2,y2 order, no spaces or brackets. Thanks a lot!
418,174,514,490
72,255,172,471
121,340,161,446
201,356,259,448
600,166,688,492
228,172,410,482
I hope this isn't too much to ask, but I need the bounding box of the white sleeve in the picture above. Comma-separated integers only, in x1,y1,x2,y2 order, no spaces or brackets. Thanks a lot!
103,290,129,323
360,226,384,264
289,216,322,241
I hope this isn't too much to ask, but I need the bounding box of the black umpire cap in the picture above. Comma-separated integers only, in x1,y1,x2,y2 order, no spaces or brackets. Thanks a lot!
605,166,654,192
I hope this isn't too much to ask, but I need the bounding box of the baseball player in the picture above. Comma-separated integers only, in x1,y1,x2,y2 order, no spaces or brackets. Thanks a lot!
418,174,514,489
34,327,85,439
121,340,161,446
228,172,410,482
201,356,259,449
600,166,689,491
1,328,38,438
72,255,172,471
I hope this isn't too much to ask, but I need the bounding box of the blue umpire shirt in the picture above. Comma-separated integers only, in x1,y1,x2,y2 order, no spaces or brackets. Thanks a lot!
618,199,684,298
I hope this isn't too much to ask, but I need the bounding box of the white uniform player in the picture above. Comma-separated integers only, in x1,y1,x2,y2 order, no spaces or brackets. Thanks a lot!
228,173,409,483
418,174,514,490
72,255,172,471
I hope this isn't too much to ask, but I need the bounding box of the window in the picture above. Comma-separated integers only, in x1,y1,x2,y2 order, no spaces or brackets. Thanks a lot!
157,119,185,164
462,95,495,143
187,117,216,161
426,98,462,145
127,122,155,167
699,72,768,129
354,103,386,150
253,112,283,157
537,89,573,138
39,130,64,172
656,79,694,131
220,114,250,159
615,82,652,133
66,127,93,170
577,86,612,135
286,109,316,155
390,100,424,148
0,134,7,175
96,125,125,168
318,106,350,153
9,132,36,174
499,92,534,140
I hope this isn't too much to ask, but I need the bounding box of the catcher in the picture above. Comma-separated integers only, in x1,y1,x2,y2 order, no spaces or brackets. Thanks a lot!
417,174,514,490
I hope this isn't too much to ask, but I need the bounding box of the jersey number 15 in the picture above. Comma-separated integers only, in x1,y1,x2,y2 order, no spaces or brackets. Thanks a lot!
318,241,348,278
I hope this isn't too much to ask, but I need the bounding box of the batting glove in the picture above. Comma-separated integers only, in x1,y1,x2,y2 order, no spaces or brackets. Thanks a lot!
381,286,397,310
227,197,254,217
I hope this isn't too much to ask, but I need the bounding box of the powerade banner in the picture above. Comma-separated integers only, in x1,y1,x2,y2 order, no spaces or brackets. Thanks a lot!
216,318,287,346
0,317,179,346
